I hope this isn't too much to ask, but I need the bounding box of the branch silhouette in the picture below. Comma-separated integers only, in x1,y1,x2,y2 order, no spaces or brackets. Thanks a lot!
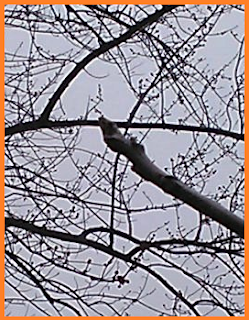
99,116,244,239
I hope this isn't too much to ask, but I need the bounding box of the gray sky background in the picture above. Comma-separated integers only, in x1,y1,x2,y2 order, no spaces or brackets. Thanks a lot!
5,5,244,316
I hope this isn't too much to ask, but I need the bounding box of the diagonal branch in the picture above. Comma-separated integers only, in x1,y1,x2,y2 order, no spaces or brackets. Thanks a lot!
5,250,82,316
5,6,180,139
98,116,244,239
5,216,200,316
39,5,179,121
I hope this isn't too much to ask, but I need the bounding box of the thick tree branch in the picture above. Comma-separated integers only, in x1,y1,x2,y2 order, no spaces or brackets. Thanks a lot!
98,116,244,239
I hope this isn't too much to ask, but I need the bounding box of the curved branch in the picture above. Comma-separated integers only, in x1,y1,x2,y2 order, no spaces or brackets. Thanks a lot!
5,217,200,315
39,5,179,121
5,118,244,141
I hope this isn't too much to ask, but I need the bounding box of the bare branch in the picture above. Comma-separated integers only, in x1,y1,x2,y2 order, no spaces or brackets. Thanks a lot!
99,116,244,238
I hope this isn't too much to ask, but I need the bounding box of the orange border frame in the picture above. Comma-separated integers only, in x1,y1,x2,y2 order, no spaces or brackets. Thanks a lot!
2,1,246,319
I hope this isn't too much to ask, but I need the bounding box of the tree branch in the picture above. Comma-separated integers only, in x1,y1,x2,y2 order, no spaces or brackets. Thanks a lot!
98,116,244,239
5,250,82,316
5,118,244,141
39,5,179,121
5,216,200,316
